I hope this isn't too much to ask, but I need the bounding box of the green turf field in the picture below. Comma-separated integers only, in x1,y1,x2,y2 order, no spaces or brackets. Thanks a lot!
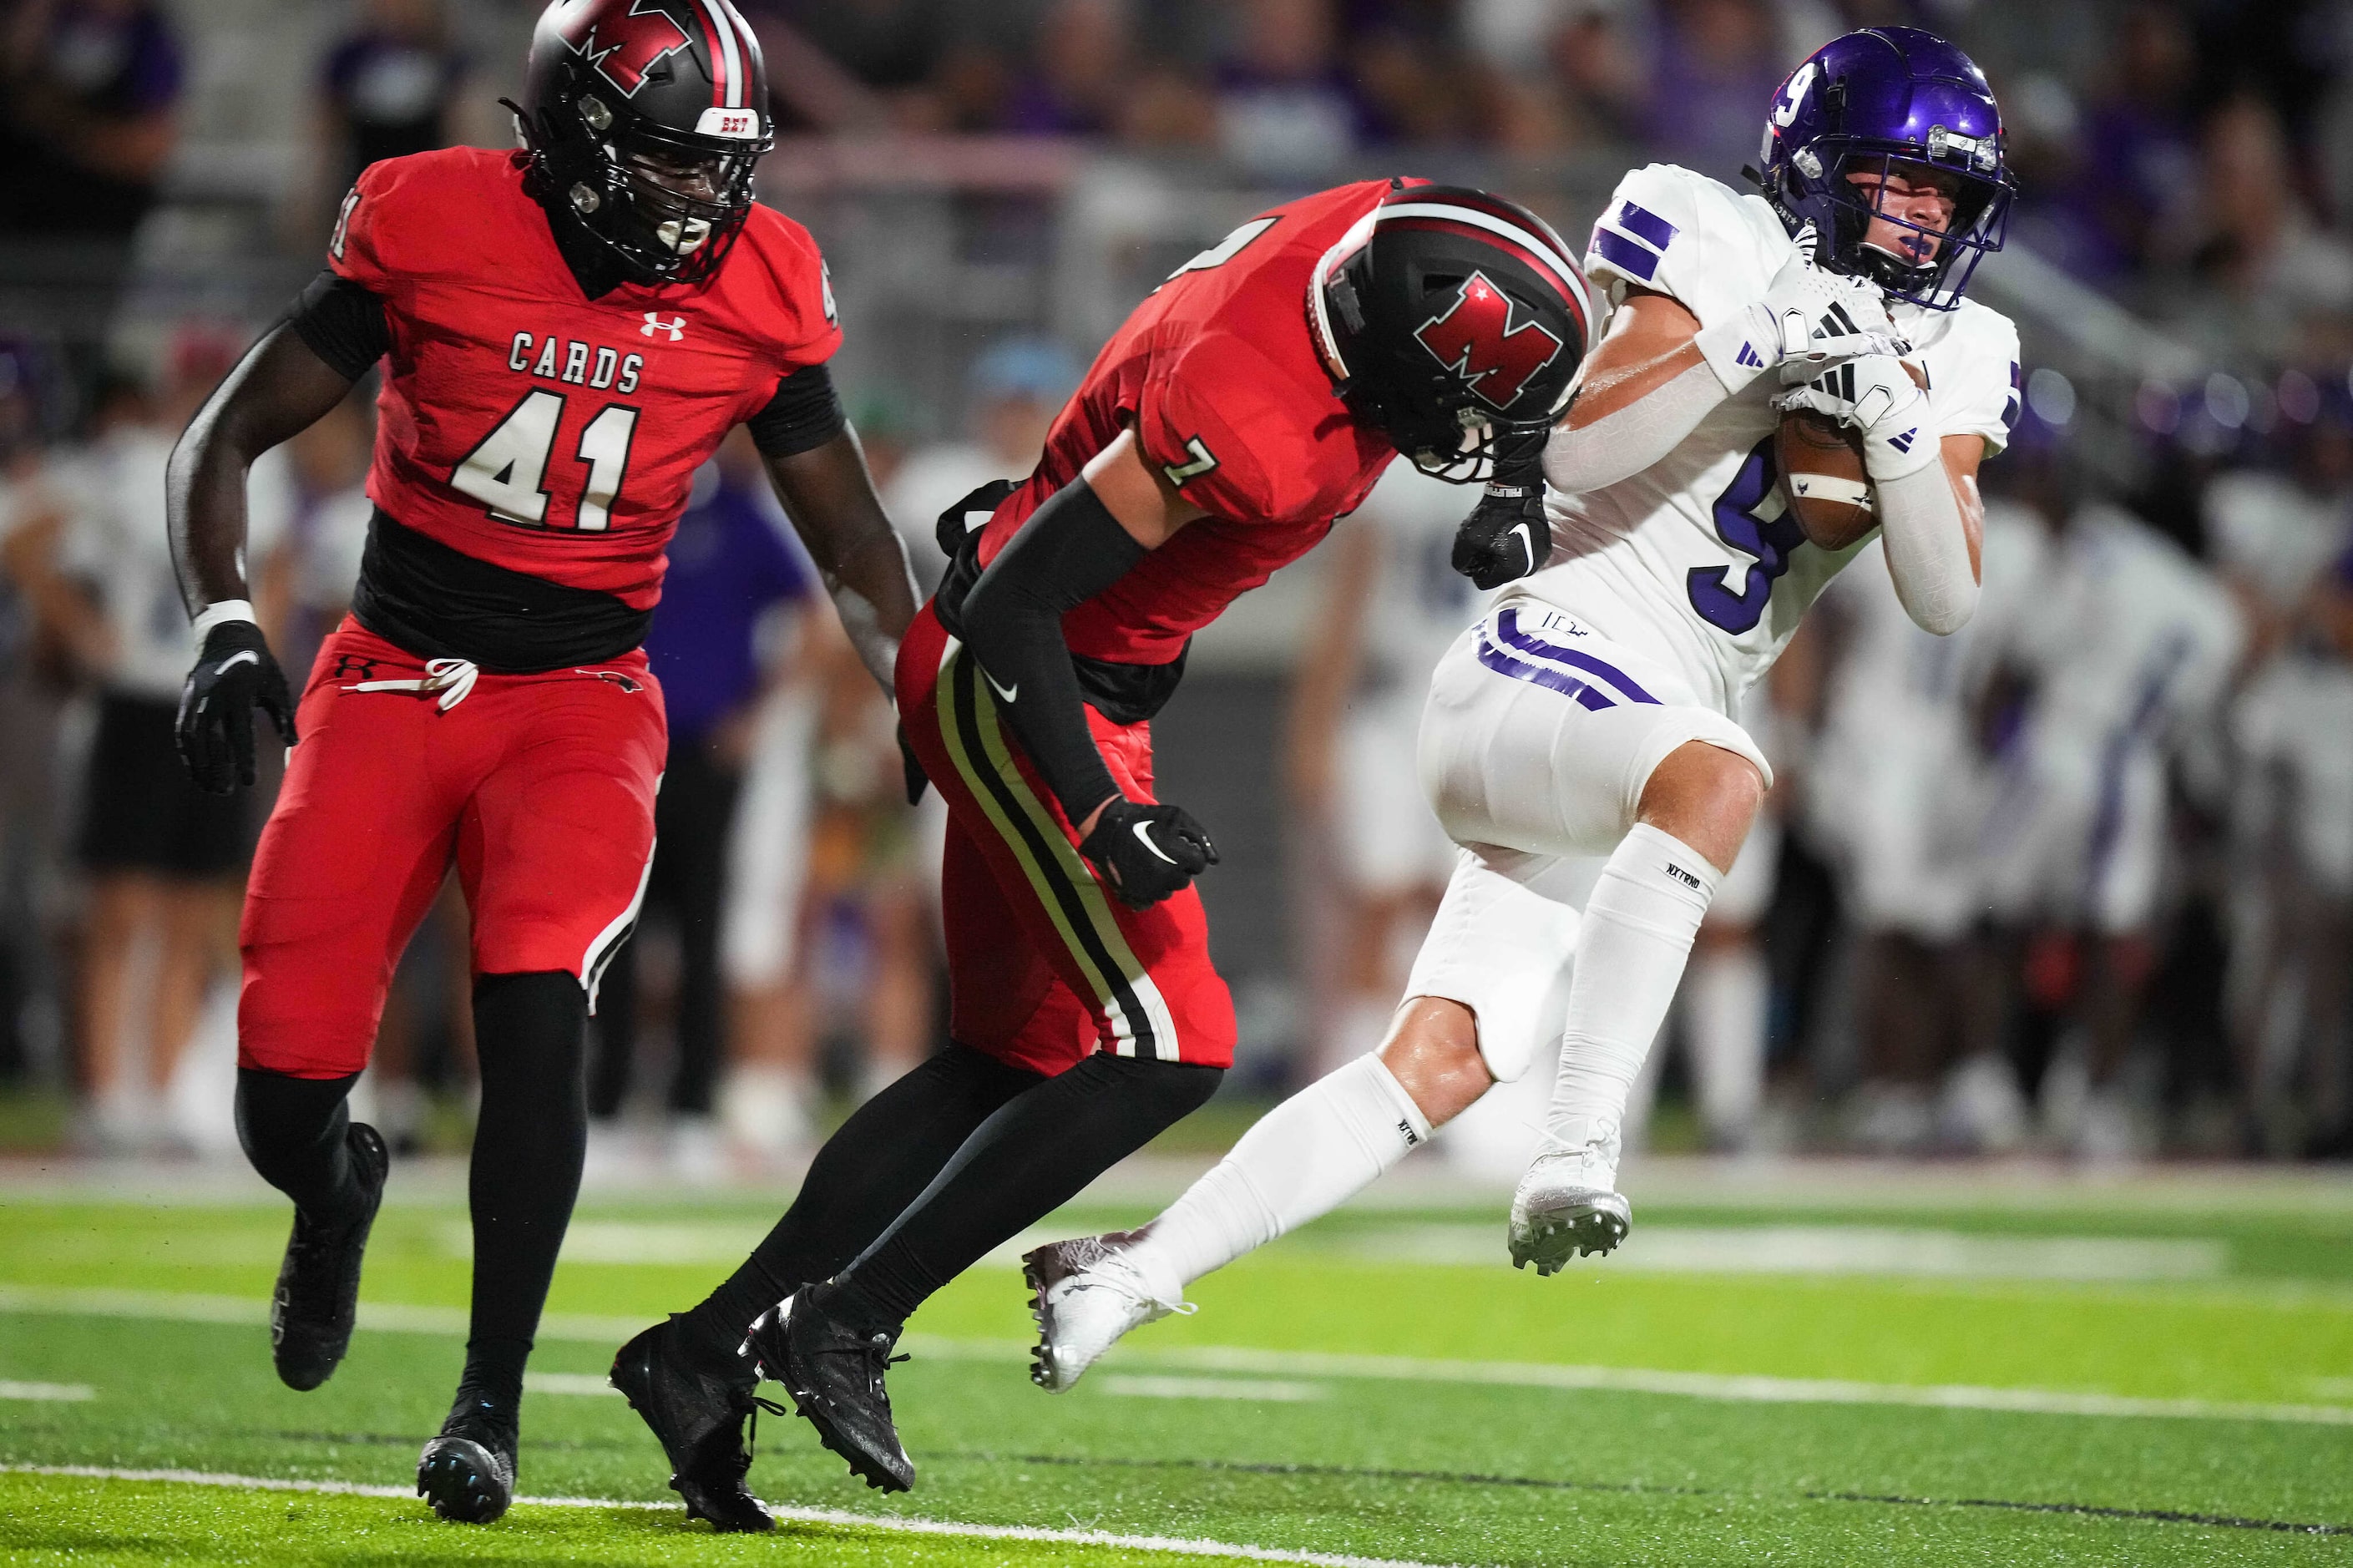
3,1167,2351,1565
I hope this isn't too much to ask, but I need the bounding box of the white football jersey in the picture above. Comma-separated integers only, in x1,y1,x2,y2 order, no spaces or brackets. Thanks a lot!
1507,162,2022,717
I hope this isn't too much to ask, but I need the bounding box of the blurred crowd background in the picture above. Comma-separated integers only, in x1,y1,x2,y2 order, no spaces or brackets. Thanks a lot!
3,0,2353,1175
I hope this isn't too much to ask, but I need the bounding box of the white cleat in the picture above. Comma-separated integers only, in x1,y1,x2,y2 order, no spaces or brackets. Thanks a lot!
1022,1235,1189,1393
1507,1151,1632,1276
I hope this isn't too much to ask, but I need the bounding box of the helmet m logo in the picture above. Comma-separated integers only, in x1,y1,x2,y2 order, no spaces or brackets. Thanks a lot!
552,0,692,98
1414,271,1564,412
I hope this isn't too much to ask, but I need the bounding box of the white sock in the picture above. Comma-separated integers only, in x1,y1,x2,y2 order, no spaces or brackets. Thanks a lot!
1129,1053,1432,1299
1544,823,1719,1174
1686,943,1767,1145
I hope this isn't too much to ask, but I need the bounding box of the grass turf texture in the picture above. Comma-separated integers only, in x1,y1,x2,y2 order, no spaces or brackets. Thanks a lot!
3,1184,2350,1565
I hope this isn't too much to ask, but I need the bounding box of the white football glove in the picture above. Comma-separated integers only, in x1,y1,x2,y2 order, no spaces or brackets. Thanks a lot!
1693,233,1908,397
1773,355,1938,481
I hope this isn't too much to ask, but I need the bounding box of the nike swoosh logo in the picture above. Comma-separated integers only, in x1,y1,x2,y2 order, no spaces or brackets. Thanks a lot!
984,670,1018,705
216,651,260,675
1131,822,1177,864
1507,522,1535,568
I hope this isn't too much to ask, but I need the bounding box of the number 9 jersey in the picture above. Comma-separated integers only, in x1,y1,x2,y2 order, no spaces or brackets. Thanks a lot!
330,146,840,611
1515,161,2020,718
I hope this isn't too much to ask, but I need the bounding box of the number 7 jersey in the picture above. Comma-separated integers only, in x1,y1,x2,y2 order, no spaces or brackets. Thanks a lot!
330,146,840,609
1510,162,2020,716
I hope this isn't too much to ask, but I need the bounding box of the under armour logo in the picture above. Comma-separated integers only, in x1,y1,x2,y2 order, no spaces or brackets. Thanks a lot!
1735,341,1764,370
640,313,686,341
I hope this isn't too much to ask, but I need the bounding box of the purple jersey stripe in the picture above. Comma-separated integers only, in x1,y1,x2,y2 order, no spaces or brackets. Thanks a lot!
1490,609,1662,704
1590,227,1659,282
1616,201,1678,251
1475,633,1617,711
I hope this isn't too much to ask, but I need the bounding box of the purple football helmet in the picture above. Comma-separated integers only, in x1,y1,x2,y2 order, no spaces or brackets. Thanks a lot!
1756,27,2014,311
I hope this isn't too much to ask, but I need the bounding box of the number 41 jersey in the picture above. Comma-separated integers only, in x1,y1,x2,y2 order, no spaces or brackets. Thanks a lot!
1510,162,2020,717
331,146,840,611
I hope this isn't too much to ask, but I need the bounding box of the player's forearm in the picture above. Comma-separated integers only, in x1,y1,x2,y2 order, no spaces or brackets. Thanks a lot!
168,325,355,617
1876,458,1978,635
1545,360,1723,494
960,478,1146,827
763,429,919,691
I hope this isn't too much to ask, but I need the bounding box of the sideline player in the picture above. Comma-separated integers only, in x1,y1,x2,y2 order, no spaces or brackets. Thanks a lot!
615,181,1594,1504
1027,26,2021,1385
167,0,916,1528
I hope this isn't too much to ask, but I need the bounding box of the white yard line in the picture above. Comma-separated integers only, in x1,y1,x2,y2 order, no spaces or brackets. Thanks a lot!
521,1372,620,1397
5,1282,2350,1427
0,1464,1450,1568
0,1381,91,1401
1099,1375,1328,1403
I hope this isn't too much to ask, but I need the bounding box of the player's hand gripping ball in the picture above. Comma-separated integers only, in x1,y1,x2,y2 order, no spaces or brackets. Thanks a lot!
1450,429,1551,590
1773,358,1930,551
1080,799,1219,909
175,620,299,794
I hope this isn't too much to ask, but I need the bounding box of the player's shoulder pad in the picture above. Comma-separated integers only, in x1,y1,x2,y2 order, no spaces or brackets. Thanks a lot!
712,203,842,362
1586,163,1753,292
1935,296,2022,453
1140,328,1315,522
329,147,528,293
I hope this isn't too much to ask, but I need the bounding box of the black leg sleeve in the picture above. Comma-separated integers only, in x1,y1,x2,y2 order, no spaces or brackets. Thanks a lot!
235,1067,364,1222
460,970,589,1409
585,938,638,1120
827,1054,1222,1333
676,1044,1041,1364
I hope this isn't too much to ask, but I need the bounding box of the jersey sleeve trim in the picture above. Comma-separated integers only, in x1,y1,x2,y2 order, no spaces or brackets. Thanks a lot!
1586,166,1694,294
287,270,389,382
744,362,847,456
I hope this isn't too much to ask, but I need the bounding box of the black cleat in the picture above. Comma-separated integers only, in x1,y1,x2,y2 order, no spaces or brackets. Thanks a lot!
744,1288,913,1493
610,1316,778,1532
417,1386,519,1524
270,1122,389,1391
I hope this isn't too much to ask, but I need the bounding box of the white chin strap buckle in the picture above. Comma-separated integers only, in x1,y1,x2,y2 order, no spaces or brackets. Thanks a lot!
349,657,479,712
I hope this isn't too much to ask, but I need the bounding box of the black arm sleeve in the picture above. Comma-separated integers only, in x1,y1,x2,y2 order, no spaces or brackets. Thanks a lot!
959,477,1148,825
746,362,848,457
286,271,389,382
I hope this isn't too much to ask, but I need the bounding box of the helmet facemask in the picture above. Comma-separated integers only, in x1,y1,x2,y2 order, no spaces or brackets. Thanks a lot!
1807,144,2010,310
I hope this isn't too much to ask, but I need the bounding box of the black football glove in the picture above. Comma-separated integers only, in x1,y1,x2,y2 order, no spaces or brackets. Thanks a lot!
1449,429,1551,590
175,620,297,794
1078,798,1219,910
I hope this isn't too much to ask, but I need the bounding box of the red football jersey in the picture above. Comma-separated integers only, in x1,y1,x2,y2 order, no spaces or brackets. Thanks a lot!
975,180,1403,666
331,147,840,609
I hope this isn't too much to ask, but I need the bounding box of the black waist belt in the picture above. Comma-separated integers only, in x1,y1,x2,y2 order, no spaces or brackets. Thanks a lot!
932,483,1187,728
351,508,650,673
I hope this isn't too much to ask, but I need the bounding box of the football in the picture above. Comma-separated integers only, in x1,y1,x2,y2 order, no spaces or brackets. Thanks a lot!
1777,405,1876,550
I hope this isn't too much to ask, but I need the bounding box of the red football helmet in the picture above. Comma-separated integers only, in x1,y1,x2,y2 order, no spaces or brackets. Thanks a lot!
515,0,775,286
1311,185,1594,480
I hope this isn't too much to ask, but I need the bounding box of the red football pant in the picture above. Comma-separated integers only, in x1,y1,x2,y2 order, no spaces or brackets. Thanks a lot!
239,620,665,1080
897,604,1236,1076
